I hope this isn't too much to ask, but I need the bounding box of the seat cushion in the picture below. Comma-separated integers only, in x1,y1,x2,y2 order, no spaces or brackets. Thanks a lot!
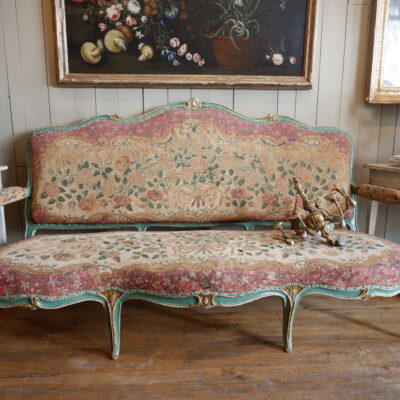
0,230,399,299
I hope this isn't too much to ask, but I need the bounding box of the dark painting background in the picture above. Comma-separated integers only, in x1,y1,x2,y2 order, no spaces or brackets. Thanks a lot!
66,0,307,76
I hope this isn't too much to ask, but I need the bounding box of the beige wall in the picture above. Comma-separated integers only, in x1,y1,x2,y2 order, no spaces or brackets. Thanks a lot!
1,0,399,242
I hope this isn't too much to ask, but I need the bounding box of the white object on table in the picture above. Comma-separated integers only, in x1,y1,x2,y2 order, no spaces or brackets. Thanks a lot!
0,166,8,245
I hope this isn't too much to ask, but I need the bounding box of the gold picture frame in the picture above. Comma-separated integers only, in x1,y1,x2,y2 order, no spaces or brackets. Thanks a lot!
53,0,318,89
366,0,400,103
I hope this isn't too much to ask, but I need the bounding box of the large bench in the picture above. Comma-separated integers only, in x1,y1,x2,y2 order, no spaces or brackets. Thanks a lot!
1,99,399,360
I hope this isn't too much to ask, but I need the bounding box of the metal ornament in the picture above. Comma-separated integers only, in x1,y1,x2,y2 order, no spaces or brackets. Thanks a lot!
275,178,357,247
273,222,295,246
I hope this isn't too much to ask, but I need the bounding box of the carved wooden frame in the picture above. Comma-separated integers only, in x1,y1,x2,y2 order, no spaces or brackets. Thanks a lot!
365,0,400,103
1,286,399,359
53,0,318,89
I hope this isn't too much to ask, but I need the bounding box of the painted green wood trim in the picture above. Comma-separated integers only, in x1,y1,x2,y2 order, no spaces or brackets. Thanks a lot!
24,216,357,237
31,101,353,137
1,286,399,310
0,294,105,309
24,220,275,234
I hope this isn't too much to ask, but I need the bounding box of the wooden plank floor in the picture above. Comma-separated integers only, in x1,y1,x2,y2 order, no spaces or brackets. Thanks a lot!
1,295,400,400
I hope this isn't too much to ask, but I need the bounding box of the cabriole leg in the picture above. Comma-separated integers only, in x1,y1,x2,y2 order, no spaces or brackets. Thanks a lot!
100,290,124,360
281,286,304,352
24,225,37,238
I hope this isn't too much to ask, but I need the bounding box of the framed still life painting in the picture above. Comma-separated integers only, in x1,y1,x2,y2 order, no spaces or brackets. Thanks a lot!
54,0,318,88
366,0,400,103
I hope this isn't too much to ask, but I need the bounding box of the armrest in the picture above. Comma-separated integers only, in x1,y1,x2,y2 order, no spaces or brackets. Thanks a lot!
0,186,30,207
351,184,400,204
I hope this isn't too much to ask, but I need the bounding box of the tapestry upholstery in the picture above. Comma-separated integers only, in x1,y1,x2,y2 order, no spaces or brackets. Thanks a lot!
29,108,352,225
1,230,398,298
0,187,27,207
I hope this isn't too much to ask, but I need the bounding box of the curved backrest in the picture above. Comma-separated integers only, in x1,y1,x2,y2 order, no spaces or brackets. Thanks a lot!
28,101,353,225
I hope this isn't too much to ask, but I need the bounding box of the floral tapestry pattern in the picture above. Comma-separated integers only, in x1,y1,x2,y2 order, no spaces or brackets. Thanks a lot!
1,230,399,298
30,108,352,224
0,186,27,207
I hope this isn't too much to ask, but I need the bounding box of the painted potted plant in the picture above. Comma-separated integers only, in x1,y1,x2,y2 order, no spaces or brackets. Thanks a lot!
204,0,281,70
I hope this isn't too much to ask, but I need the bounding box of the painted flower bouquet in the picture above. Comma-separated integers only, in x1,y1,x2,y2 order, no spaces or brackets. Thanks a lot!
69,0,205,67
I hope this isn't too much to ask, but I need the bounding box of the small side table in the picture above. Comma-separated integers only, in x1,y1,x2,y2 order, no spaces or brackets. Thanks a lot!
364,163,400,235
0,166,8,245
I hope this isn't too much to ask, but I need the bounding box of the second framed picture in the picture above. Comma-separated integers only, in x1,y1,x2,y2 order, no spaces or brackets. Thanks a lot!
54,0,318,89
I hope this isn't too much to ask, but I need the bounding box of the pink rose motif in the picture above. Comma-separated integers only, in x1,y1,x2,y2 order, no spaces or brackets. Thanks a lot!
147,190,163,202
78,198,96,211
77,168,93,183
98,23,107,31
43,181,60,197
177,43,187,56
115,156,130,171
106,5,122,21
126,16,137,26
115,195,131,207
180,167,193,182
231,188,247,200
191,157,207,173
168,169,177,182
102,180,115,197
169,37,180,48
128,172,146,186
193,53,201,63
290,56,297,65
272,53,284,66
261,193,279,205
158,154,174,170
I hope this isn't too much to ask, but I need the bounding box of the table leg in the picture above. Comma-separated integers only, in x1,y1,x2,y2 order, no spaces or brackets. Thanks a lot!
368,200,379,236
0,205,6,245
0,167,8,245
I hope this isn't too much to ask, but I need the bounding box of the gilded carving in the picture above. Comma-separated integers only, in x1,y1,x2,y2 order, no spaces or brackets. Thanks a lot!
100,289,123,309
195,294,216,308
186,98,203,111
266,114,278,122
107,114,120,121
359,288,371,301
29,297,40,310
282,285,304,305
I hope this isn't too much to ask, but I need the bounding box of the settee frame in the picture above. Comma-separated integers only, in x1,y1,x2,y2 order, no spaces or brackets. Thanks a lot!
2,100,399,360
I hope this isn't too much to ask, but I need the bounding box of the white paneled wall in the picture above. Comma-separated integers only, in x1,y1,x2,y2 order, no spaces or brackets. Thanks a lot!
0,0,399,241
